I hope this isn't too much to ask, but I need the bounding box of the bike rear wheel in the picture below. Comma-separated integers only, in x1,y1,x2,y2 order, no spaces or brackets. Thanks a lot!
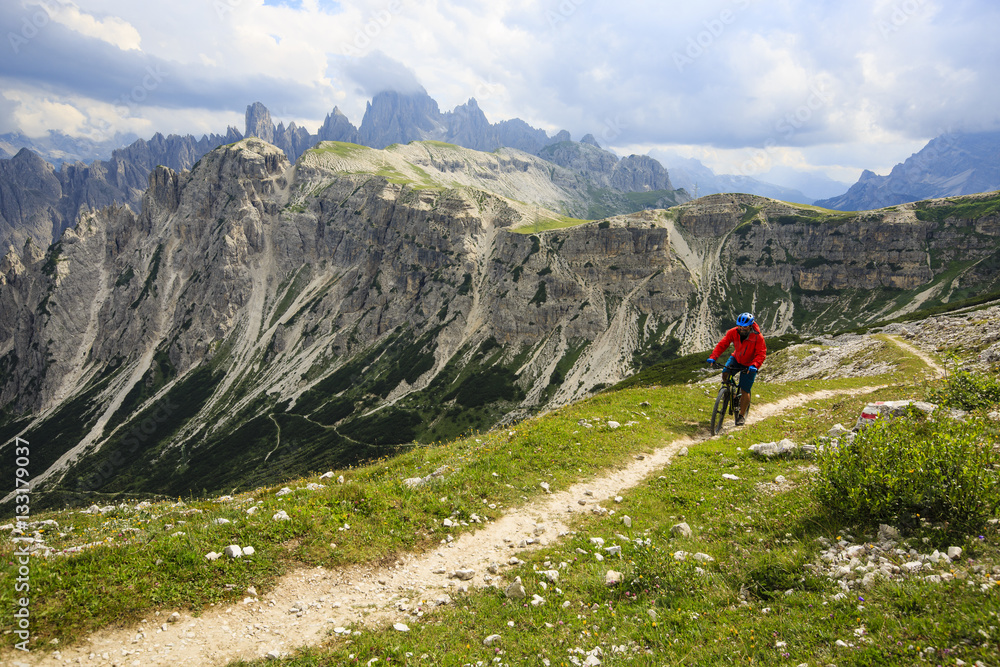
711,386,731,435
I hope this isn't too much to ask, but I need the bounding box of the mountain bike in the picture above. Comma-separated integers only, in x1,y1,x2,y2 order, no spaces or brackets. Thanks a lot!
709,361,750,435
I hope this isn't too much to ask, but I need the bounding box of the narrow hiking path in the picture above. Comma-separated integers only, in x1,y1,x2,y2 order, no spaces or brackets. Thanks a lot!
20,385,890,667
884,334,947,379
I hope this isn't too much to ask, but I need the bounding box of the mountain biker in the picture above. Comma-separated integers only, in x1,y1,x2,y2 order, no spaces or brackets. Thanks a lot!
706,312,766,426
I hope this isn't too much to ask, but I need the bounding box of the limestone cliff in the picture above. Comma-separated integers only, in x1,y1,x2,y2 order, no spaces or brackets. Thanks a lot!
1,140,998,510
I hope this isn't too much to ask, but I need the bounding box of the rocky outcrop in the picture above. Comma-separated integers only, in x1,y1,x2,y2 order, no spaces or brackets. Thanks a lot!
244,102,275,144
0,130,244,252
817,131,1000,211
610,155,674,192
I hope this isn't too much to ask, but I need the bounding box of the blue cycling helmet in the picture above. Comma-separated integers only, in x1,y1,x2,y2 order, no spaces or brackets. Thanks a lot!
736,312,755,327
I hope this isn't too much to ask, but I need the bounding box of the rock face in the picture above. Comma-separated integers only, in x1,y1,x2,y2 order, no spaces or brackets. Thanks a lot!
817,131,1000,211
1,140,998,510
0,129,243,252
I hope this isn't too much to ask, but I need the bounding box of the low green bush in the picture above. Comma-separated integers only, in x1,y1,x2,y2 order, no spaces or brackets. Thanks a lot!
813,410,1000,534
929,367,1000,411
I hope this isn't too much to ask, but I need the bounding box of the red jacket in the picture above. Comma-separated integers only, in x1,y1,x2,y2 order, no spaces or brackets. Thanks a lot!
711,322,766,368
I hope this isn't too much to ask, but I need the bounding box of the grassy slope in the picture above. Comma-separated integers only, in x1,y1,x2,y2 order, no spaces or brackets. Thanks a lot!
2,325,998,665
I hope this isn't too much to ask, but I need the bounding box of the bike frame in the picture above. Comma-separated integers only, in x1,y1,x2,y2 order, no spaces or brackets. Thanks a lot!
710,361,749,435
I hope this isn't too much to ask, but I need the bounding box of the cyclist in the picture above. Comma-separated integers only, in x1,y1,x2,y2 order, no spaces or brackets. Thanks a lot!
706,312,766,425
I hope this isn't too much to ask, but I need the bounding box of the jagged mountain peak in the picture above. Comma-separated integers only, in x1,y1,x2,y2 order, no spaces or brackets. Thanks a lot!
817,130,1000,210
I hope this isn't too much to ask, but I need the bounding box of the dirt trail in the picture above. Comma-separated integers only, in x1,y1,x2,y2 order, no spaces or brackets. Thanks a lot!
884,334,946,379
14,385,891,667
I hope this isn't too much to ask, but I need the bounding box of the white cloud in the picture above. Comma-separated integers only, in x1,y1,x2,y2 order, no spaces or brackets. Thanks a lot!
0,0,996,186
47,0,142,51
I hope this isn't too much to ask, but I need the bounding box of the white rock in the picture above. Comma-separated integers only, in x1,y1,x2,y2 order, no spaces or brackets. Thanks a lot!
605,570,623,586
393,623,410,632
452,569,475,581
213,518,231,525
205,552,221,561
622,515,632,528
306,483,325,491
167,612,181,623
272,510,290,521
540,482,550,493
505,577,526,599
246,506,258,515
337,475,345,484
275,487,293,497
948,546,963,560
607,421,621,429
483,634,501,646
693,552,714,562
722,473,740,481
224,545,243,558
671,522,692,538
530,594,546,606
319,471,334,480
242,546,256,556
677,447,688,456
542,570,559,583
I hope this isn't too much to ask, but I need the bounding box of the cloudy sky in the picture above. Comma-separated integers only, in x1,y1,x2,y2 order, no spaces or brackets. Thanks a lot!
1,0,998,184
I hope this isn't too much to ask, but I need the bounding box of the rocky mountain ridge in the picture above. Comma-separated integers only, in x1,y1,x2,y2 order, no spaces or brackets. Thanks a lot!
1,138,998,509
0,92,688,253
817,131,1000,210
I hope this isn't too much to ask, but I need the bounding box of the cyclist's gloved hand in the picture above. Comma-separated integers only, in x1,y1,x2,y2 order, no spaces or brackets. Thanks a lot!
748,365,758,374
706,358,715,365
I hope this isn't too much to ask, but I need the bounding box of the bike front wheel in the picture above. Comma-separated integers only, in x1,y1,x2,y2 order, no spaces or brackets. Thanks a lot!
711,386,731,435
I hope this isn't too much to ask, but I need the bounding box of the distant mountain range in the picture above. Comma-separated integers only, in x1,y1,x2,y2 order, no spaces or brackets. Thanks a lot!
816,131,1000,210
0,88,701,252
3,89,999,254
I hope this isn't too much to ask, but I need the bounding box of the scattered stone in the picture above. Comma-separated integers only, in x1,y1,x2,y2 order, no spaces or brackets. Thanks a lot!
451,569,475,581
541,570,559,583
319,471,334,480
605,570,623,586
213,518,231,525
622,515,632,528
677,447,688,456
505,577,526,599
205,552,221,561
306,483,325,491
243,546,256,556
671,522,692,538
749,439,797,457
693,552,715,562
272,510,290,521
607,421,621,429
540,482,550,493
530,594,546,606
483,634,501,646
722,473,740,481
275,487,293,497
224,545,243,558
393,623,410,632
167,612,181,623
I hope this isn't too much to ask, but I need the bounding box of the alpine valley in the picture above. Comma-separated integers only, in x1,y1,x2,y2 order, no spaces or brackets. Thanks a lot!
1,134,1000,513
